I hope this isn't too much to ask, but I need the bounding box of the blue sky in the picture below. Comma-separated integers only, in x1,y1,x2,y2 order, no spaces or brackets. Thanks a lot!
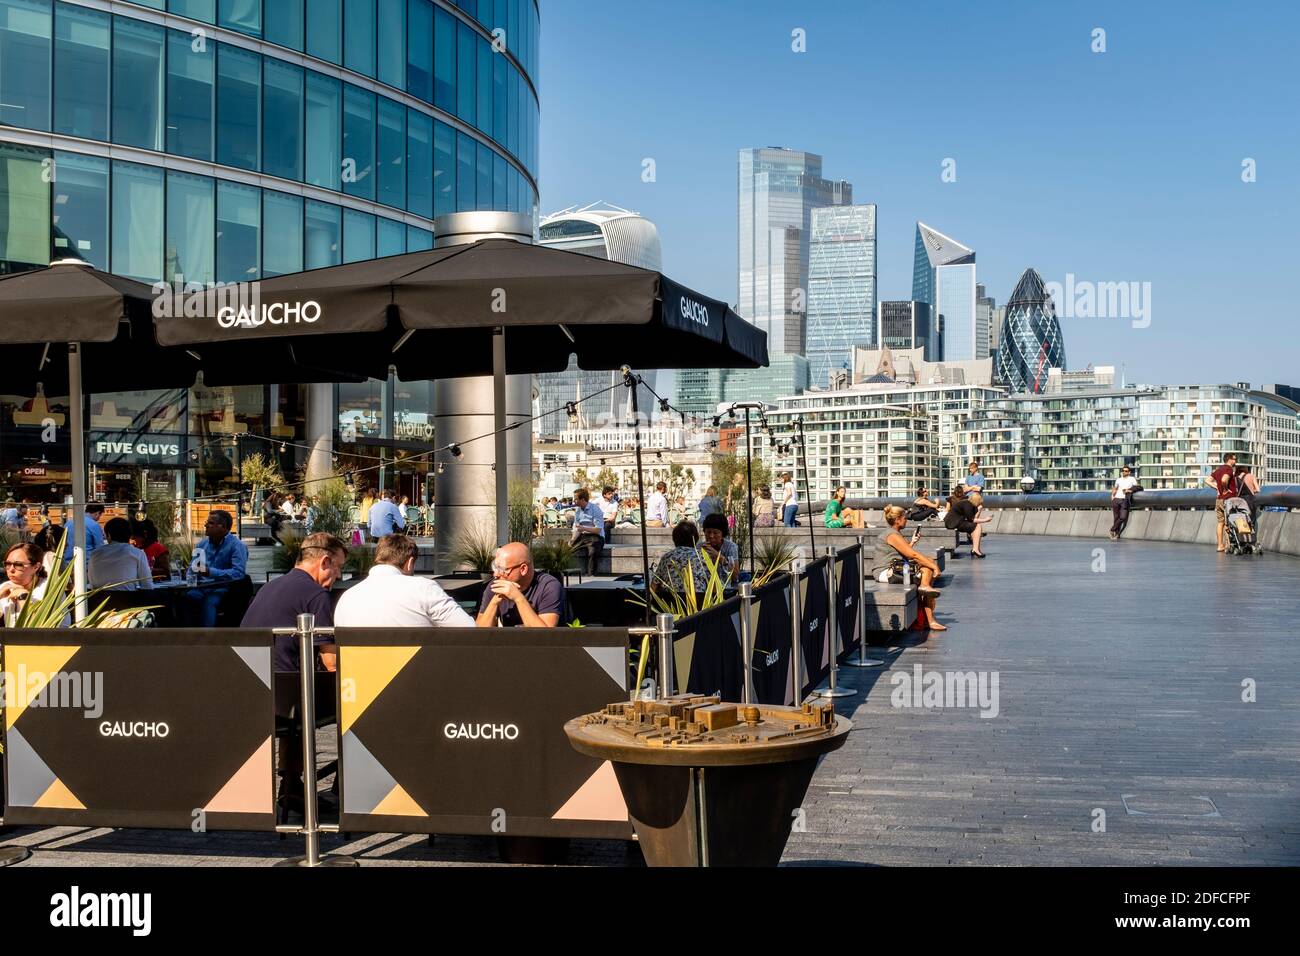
537,0,1299,387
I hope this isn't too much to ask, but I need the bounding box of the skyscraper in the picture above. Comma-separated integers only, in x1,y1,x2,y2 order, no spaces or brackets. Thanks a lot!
878,301,932,354
536,203,662,435
995,268,1067,393
911,222,975,360
976,284,998,361
737,147,851,355
806,204,877,387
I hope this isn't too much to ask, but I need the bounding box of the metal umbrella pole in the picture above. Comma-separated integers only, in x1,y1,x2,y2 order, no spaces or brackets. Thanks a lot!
744,406,755,578
626,370,652,623
794,418,816,561
842,534,884,668
814,546,854,698
275,614,356,868
68,344,87,623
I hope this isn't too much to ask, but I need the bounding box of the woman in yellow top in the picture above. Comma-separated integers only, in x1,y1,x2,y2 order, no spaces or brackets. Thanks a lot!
824,486,865,529
358,488,376,525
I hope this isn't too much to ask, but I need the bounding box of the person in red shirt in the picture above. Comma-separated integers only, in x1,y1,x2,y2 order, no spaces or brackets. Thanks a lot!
1204,453,1240,552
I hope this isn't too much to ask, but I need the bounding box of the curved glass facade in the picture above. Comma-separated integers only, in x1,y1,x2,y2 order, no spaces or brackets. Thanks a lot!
995,268,1066,394
0,0,539,276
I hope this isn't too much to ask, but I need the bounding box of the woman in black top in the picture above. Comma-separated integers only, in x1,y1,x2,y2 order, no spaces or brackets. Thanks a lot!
944,486,990,557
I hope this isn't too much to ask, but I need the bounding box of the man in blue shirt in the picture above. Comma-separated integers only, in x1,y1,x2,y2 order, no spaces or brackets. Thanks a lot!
184,509,249,627
570,488,606,575
961,461,986,495
367,489,406,541
63,503,107,567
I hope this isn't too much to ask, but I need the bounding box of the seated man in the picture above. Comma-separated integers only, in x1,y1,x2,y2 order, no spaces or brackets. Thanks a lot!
334,533,475,627
569,488,605,576
476,542,565,627
241,532,348,673
87,517,154,591
367,488,406,542
183,510,248,627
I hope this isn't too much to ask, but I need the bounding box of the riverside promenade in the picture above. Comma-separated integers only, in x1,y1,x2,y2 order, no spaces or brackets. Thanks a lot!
4,535,1296,867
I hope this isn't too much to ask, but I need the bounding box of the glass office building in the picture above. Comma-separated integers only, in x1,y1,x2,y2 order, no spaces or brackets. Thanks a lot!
910,221,975,361
805,203,876,389
737,146,850,355
995,268,1066,394
0,0,539,507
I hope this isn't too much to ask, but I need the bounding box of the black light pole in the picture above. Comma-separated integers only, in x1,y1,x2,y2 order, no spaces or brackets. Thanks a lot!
744,406,755,578
795,417,816,559
625,369,652,624
235,432,243,540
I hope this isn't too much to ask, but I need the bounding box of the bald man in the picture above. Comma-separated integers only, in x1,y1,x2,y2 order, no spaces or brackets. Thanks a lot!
475,541,566,627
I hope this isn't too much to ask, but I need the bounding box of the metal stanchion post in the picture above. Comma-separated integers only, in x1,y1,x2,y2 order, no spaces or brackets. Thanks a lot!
814,546,854,698
737,582,755,704
276,614,356,868
788,568,804,705
655,612,676,698
843,535,883,668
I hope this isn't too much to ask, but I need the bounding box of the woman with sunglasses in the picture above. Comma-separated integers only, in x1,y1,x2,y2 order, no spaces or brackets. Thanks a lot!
0,542,52,623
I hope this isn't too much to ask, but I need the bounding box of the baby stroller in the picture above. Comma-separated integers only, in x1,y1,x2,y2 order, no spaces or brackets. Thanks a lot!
1223,497,1259,555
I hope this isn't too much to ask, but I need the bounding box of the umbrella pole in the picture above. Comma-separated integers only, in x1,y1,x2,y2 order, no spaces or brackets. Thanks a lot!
626,372,651,624
69,344,87,624
797,418,816,560
745,406,755,578
493,328,508,545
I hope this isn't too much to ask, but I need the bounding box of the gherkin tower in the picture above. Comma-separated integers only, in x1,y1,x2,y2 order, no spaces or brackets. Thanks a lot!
995,268,1065,393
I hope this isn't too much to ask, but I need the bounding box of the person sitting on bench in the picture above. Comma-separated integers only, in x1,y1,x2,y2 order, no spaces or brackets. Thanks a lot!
909,485,943,521
871,505,946,632
825,486,866,529
944,486,990,558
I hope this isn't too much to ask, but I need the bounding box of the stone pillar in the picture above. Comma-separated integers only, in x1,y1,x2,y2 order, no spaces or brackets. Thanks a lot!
305,382,335,492
431,211,536,572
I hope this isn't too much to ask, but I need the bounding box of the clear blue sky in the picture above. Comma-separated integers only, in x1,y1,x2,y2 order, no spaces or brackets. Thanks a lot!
537,0,1299,388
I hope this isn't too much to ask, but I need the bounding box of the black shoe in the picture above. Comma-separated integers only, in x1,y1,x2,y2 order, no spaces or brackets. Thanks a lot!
971,551,986,558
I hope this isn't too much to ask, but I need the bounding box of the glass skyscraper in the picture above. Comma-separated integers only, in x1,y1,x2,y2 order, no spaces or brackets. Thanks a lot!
0,0,539,506
995,268,1067,394
910,221,975,361
805,203,876,389
737,147,850,355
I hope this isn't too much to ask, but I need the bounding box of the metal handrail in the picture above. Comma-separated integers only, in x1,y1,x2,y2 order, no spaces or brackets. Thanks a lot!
829,485,1300,512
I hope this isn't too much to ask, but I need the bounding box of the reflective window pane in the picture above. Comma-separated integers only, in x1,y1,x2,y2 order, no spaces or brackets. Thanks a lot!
216,180,260,282
376,0,404,89
406,109,433,218
215,43,260,171
376,216,405,257
455,130,474,210
51,152,108,270
306,0,341,64
475,34,491,133
166,170,215,285
406,0,432,102
112,17,164,150
492,152,506,212
167,30,215,161
304,199,341,269
265,0,303,51
169,0,215,24
305,72,341,189
432,4,454,112
263,59,303,181
492,52,505,144
53,4,109,140
456,20,474,124
0,0,50,130
342,85,375,200
406,225,431,252
506,61,517,158
262,191,303,277
343,0,375,76
110,161,163,282
342,208,375,263
218,0,261,37
476,140,491,211
433,119,454,218
0,143,50,269
375,96,405,208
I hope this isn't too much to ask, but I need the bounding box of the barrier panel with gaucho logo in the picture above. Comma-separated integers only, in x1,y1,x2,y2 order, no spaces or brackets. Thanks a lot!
2,629,277,831
334,627,633,840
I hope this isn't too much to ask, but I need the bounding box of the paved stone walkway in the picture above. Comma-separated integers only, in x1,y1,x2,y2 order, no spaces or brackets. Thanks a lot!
4,536,1296,866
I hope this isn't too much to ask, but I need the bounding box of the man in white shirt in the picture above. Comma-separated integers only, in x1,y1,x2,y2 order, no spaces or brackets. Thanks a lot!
87,517,154,591
1109,465,1139,540
646,481,669,528
598,486,620,540
334,533,475,628
781,473,799,527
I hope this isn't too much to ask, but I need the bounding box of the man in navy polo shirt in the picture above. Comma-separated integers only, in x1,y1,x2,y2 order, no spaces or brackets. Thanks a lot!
241,532,348,673
475,541,565,627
